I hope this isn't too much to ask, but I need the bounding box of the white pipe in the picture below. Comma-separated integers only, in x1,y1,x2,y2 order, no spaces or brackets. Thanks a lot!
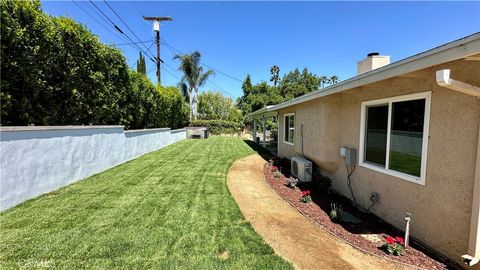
461,123,480,266
436,69,480,97
404,213,411,248
437,69,480,266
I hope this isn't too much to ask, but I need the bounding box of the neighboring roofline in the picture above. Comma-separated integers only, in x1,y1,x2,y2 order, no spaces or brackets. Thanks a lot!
251,32,480,117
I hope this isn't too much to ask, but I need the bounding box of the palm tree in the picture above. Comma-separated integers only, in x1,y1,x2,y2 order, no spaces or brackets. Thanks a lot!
329,75,340,85
174,51,214,121
270,65,280,87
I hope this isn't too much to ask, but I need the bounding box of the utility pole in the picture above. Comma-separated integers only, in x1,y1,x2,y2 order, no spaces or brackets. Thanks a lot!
143,16,172,85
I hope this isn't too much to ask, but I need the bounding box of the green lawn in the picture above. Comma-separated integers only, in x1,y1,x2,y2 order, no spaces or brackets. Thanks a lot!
0,137,292,269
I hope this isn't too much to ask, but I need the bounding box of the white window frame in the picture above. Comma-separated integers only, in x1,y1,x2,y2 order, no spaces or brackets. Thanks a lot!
284,113,295,145
359,91,431,185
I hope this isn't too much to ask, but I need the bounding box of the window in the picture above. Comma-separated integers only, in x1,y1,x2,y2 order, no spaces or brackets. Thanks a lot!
359,92,431,184
284,114,295,144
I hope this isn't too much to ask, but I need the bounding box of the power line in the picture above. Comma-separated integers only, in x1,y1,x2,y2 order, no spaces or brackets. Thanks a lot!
72,0,129,44
147,62,157,75
88,0,157,64
163,62,181,79
160,39,236,97
132,1,153,26
145,41,155,57
161,38,243,83
202,63,243,82
116,40,153,46
103,0,155,58
207,79,236,97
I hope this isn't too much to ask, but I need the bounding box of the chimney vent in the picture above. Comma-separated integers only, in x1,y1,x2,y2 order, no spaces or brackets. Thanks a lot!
357,53,390,75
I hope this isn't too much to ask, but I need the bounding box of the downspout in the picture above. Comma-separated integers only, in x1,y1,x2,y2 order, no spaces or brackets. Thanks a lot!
436,69,480,266
436,69,480,97
463,123,480,266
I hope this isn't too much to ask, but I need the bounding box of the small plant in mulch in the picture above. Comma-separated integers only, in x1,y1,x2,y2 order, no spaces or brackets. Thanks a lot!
329,203,344,223
315,174,332,192
382,236,405,256
268,159,278,166
299,190,312,203
285,177,298,188
271,165,279,172
273,170,283,179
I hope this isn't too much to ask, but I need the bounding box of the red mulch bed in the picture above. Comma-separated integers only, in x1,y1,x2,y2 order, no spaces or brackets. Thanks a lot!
264,162,450,270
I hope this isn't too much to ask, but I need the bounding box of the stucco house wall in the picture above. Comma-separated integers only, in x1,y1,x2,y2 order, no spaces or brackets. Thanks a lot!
276,59,480,265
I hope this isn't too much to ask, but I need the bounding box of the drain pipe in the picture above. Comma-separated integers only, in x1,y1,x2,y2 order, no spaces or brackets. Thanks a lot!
436,69,480,266
404,213,411,248
436,69,480,97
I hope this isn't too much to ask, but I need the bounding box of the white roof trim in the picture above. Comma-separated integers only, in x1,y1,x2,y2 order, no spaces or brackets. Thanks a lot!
251,32,480,116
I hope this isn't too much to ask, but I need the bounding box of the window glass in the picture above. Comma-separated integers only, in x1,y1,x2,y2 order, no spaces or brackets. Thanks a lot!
365,105,388,166
284,115,294,144
388,99,425,177
288,129,294,143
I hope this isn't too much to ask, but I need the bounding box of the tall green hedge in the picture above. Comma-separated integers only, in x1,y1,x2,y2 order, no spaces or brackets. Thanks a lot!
190,120,242,135
0,0,188,129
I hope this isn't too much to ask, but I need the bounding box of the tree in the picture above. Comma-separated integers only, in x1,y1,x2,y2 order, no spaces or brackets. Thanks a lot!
126,71,189,129
1,0,131,125
242,74,252,96
136,51,146,75
173,51,214,121
329,75,340,85
177,82,189,103
270,65,280,87
198,91,241,122
0,0,188,129
236,66,340,128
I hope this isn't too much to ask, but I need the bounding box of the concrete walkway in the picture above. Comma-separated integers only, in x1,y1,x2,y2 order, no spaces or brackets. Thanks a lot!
227,154,413,270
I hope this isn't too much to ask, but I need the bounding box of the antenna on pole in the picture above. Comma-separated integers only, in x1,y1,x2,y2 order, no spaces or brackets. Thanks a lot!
143,16,173,85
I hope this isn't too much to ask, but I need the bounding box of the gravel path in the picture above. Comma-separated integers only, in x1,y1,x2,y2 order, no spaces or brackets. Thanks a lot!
227,154,414,270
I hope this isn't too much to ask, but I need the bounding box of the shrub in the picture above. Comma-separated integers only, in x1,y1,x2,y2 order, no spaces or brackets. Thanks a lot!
382,236,405,256
190,119,242,135
286,177,298,188
299,190,312,203
0,0,189,129
268,159,278,166
329,203,344,223
315,174,332,192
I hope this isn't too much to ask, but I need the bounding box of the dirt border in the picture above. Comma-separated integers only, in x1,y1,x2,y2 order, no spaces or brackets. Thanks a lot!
228,154,414,270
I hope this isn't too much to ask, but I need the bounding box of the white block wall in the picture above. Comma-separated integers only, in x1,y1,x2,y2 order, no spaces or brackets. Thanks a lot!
0,126,186,211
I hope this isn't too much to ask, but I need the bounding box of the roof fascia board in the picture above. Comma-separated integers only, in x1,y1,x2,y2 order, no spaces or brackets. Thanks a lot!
252,33,480,115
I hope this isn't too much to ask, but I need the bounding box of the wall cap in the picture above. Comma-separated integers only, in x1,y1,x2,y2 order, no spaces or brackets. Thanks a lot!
0,125,124,132
124,128,171,134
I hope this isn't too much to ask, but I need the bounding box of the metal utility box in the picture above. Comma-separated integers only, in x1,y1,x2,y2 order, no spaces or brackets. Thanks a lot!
340,147,357,166
185,127,209,139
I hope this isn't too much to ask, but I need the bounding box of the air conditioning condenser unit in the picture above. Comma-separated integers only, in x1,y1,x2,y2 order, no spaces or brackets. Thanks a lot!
291,156,312,182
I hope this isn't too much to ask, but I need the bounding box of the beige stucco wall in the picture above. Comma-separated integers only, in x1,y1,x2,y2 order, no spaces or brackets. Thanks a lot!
277,59,480,266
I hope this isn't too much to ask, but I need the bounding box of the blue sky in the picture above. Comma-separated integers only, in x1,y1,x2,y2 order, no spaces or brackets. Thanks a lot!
41,1,480,99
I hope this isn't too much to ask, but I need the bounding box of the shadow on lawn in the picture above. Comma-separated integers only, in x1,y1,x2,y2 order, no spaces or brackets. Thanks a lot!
243,140,277,160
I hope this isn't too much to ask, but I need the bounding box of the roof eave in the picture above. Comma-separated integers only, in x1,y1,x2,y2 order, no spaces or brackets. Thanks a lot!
251,32,480,116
